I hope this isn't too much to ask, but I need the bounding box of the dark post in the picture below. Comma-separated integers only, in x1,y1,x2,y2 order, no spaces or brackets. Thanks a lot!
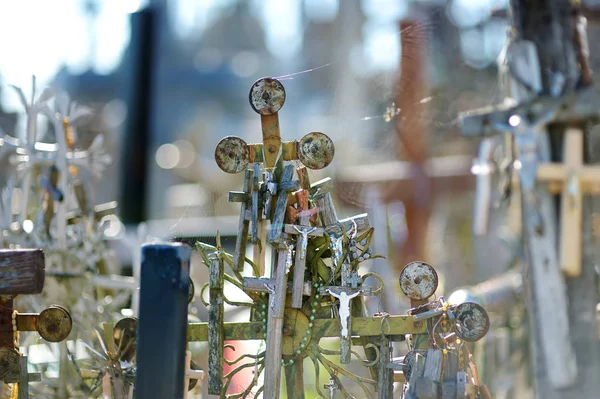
119,7,157,224
135,243,190,399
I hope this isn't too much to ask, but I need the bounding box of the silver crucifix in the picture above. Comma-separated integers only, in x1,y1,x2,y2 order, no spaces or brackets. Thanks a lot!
292,225,317,260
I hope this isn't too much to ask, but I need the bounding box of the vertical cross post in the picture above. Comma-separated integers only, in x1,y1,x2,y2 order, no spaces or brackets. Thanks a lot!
267,164,299,246
135,243,190,399
229,169,254,272
207,238,224,394
263,246,291,399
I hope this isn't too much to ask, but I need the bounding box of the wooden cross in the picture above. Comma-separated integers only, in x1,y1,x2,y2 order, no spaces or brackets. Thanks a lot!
267,164,299,247
263,245,291,399
335,18,474,271
533,127,600,277
0,249,72,397
314,188,371,285
284,189,325,308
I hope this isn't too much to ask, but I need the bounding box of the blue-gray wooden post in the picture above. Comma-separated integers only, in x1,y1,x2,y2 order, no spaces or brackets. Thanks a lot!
135,242,190,399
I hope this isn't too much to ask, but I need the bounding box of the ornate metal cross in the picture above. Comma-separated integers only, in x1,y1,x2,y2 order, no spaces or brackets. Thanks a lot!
185,77,493,398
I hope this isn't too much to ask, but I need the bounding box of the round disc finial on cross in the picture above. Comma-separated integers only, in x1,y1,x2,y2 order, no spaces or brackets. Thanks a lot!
249,77,286,115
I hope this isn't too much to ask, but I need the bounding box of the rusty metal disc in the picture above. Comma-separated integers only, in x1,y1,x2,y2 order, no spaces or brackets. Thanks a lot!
188,277,195,304
114,317,138,363
399,261,438,301
298,132,335,170
0,347,21,383
38,305,72,342
453,302,490,342
249,77,286,115
214,136,249,174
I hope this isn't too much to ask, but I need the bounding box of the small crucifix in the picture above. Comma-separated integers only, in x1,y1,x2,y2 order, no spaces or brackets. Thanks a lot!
284,189,324,308
324,375,339,398
320,284,372,364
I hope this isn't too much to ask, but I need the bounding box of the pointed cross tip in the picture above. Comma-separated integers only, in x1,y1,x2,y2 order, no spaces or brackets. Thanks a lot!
216,230,222,249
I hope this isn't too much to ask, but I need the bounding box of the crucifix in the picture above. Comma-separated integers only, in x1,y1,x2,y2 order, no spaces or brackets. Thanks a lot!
324,375,340,398
284,189,325,308
319,284,373,364
0,249,73,398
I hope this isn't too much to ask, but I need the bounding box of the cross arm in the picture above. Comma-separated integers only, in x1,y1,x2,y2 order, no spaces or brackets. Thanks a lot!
187,315,425,342
283,224,325,236
0,249,45,295
459,88,600,137
325,214,371,236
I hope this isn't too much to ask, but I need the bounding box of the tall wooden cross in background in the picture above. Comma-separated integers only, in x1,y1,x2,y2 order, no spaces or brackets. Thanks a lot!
336,17,474,274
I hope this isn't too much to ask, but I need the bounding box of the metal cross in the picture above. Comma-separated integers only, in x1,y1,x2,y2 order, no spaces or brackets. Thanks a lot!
347,272,362,289
320,286,372,364
324,376,339,398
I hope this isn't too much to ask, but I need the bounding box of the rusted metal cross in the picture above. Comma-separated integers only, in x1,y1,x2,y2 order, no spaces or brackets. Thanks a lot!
0,249,72,398
215,77,335,272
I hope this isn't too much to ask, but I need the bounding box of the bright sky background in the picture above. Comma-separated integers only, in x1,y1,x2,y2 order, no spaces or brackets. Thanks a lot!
0,0,503,110
0,0,138,110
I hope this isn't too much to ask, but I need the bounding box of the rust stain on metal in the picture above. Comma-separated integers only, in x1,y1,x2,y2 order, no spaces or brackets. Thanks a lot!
399,261,438,301
298,132,335,170
215,136,249,174
188,277,195,304
37,305,72,342
249,77,286,115
453,302,490,342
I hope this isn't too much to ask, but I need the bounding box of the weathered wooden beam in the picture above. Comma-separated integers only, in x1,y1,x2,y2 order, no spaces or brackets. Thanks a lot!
242,277,312,296
207,249,224,394
0,249,44,295
377,336,394,399
135,243,190,399
230,168,253,271
267,164,296,246
263,249,290,399
187,315,424,342
336,156,474,204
